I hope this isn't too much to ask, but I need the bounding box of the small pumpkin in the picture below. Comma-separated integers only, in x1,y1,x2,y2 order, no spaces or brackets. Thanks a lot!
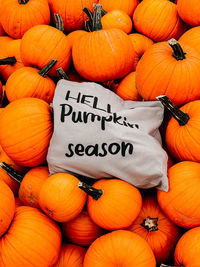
83,230,156,266
66,30,88,49
99,0,139,16
78,178,142,230
39,173,87,222
177,0,200,26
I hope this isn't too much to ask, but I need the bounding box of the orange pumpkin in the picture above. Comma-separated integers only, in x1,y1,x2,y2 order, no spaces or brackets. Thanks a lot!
79,179,142,230
0,0,50,39
0,180,15,238
62,209,104,246
0,98,53,167
39,173,87,222
66,30,88,49
128,194,182,265
54,244,86,267
99,0,139,16
15,197,23,208
157,161,200,228
19,166,49,208
0,206,61,267
136,39,200,107
133,0,186,42
179,26,200,53
83,230,156,266
177,0,200,26
174,227,200,266
0,22,4,36
5,60,57,103
72,4,135,82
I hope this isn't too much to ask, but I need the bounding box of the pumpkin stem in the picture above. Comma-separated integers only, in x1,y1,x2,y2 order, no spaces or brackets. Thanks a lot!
0,56,17,66
18,0,29,4
141,216,158,232
168,39,186,60
78,181,103,200
0,162,24,183
156,95,190,126
56,67,69,80
38,59,58,77
169,0,175,3
54,13,64,32
93,4,103,31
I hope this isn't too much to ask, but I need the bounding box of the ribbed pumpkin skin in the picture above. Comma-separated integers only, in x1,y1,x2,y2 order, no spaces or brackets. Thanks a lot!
5,66,56,103
128,194,182,265
72,28,135,82
179,26,200,53
20,25,71,77
83,230,156,267
87,179,142,230
54,244,86,267
0,206,61,267
19,166,49,208
39,173,87,222
99,0,139,16
66,30,88,49
0,0,50,39
48,0,98,33
62,209,104,246
174,227,200,266
133,0,186,42
0,180,15,238
157,161,200,228
177,0,200,26
0,98,53,167
135,41,200,107
165,100,200,162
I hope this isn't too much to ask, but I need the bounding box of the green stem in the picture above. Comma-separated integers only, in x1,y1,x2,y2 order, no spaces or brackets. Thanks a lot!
141,216,158,232
0,162,24,183
0,57,17,66
18,0,29,4
56,67,68,80
168,39,186,61
78,181,103,200
156,95,190,126
54,13,64,32
38,59,57,77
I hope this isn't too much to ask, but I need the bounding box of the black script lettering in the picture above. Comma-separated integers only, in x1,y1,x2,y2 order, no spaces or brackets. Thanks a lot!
93,97,112,113
72,111,83,123
60,104,72,122
121,142,133,157
101,115,113,130
112,113,123,126
83,112,101,123
108,143,121,155
98,143,108,157
65,143,74,157
75,144,84,156
81,94,94,105
65,90,81,102
85,144,98,156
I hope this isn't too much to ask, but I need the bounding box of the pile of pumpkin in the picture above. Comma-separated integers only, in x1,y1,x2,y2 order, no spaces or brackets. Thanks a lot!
1,0,200,266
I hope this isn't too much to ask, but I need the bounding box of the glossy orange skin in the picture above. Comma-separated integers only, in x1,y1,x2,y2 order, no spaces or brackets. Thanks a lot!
19,166,49,208
174,227,200,266
136,41,200,107
0,36,13,51
133,0,186,42
0,180,15,238
62,209,104,246
83,230,156,267
0,206,61,267
21,25,71,77
0,0,50,39
99,0,139,16
54,244,86,267
157,161,200,228
87,179,142,230
179,26,200,53
177,0,200,26
39,173,87,222
6,66,56,103
66,30,88,50
72,28,135,82
0,98,53,167
128,194,182,265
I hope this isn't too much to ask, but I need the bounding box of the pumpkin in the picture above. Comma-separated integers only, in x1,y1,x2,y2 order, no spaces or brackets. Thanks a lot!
128,193,182,265
39,173,87,222
0,0,50,39
157,161,200,228
5,60,57,103
177,0,200,26
0,98,53,167
101,10,133,34
54,244,86,267
66,30,88,49
19,166,49,208
129,33,154,71
136,39,200,107
62,209,104,246
0,180,15,238
20,17,71,77
0,23,4,36
179,26,200,53
0,206,61,267
78,179,142,230
83,230,156,266
99,0,139,16
15,197,23,208
174,226,200,266
66,66,87,83
158,95,200,162
133,0,186,42
0,36,13,51
72,4,135,82
116,72,142,101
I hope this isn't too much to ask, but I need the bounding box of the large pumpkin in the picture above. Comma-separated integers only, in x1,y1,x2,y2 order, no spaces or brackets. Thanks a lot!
179,26,200,53
0,206,61,267
99,0,139,16
0,98,53,167
83,230,156,266
177,0,200,26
